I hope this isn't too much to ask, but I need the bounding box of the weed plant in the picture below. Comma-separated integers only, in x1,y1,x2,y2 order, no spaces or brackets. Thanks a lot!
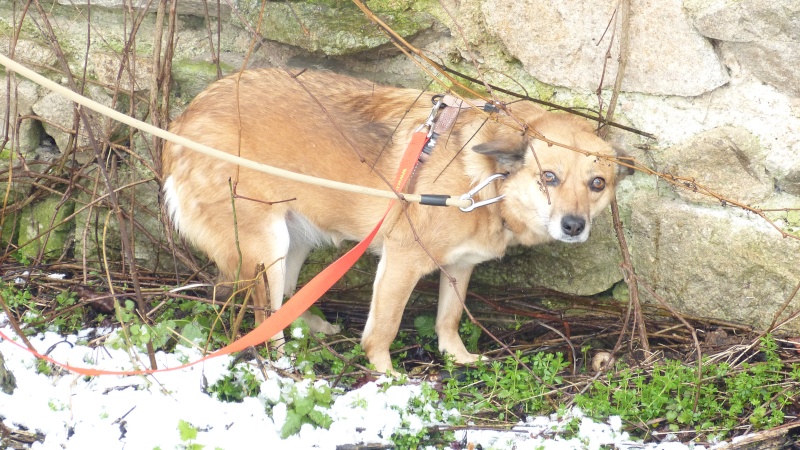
207,365,261,403
441,351,570,421
434,334,798,442
1,282,85,334
573,336,800,440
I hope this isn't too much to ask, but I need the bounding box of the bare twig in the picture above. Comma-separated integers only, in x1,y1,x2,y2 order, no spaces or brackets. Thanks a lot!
610,197,649,353
766,281,800,333
599,0,630,139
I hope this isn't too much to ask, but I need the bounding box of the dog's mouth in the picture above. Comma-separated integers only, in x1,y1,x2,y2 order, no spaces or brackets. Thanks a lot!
556,233,590,244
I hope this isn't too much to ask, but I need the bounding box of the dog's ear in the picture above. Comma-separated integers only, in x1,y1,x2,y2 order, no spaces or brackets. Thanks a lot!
472,134,529,173
613,145,635,179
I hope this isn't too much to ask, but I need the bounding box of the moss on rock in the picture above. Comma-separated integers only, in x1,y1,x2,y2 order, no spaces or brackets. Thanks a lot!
17,196,75,261
238,0,433,56
172,58,233,100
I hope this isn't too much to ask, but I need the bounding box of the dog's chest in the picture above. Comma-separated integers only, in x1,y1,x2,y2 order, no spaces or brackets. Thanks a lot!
442,238,507,266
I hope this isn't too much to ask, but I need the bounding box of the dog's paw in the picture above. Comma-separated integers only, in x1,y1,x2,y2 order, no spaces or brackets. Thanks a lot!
301,311,341,335
442,348,483,365
439,338,483,365
455,352,482,364
314,321,341,335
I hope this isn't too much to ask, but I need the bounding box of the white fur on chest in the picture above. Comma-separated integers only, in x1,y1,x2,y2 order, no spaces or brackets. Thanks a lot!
443,240,506,267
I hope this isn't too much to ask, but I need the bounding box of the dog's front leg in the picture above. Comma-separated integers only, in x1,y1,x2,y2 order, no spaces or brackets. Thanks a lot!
436,263,480,365
361,245,431,374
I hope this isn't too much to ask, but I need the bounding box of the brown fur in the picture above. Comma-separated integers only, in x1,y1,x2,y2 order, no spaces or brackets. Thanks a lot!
162,68,625,373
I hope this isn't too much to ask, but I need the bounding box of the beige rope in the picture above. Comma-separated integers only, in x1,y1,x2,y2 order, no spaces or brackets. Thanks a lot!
0,54,472,209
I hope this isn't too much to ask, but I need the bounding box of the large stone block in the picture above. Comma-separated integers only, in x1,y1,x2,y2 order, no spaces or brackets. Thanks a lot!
625,190,800,333
685,0,800,97
0,76,41,154
171,58,232,101
0,38,57,68
88,52,155,93
480,0,728,96
54,0,232,19
17,195,76,261
614,77,800,197
684,0,800,43
650,126,773,206
73,170,174,271
723,40,800,98
31,84,117,158
236,0,434,56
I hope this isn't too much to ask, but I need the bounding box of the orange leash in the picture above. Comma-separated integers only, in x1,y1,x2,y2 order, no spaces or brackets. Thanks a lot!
0,131,432,376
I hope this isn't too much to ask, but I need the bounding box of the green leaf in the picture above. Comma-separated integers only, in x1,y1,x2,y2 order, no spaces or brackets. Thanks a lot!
180,322,206,346
307,305,327,320
281,410,303,439
313,385,332,405
308,409,333,429
293,395,315,417
151,320,175,350
178,419,198,442
413,315,436,339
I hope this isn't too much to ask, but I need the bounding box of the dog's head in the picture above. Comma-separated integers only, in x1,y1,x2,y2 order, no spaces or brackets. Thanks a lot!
472,104,629,245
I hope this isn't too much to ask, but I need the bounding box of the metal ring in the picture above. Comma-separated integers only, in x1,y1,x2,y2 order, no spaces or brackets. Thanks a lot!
459,197,476,212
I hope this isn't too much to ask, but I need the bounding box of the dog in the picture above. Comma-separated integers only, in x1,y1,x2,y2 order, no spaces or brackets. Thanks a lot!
162,68,627,373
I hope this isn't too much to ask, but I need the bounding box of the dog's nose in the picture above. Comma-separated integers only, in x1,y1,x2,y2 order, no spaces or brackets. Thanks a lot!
561,215,586,237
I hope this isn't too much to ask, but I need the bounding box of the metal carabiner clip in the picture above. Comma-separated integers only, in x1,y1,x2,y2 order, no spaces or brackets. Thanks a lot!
459,173,508,212
415,96,445,136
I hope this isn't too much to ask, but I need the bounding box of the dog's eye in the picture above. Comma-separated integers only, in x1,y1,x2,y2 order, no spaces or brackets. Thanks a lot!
590,177,606,192
542,171,559,186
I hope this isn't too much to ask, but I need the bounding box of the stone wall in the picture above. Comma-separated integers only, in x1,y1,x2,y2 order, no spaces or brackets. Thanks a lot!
1,0,799,333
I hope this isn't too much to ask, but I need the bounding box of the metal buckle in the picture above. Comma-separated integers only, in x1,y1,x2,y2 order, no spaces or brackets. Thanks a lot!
415,95,445,136
459,173,508,212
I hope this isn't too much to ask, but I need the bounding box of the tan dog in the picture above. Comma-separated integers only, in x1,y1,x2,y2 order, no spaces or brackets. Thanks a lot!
162,68,625,373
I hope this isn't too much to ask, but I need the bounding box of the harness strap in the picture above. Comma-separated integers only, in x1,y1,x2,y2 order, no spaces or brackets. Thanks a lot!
433,94,501,135
434,105,462,135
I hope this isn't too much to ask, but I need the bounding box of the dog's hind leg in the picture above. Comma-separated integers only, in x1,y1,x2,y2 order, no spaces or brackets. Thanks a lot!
219,215,291,350
283,237,311,299
436,263,480,364
283,234,341,335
